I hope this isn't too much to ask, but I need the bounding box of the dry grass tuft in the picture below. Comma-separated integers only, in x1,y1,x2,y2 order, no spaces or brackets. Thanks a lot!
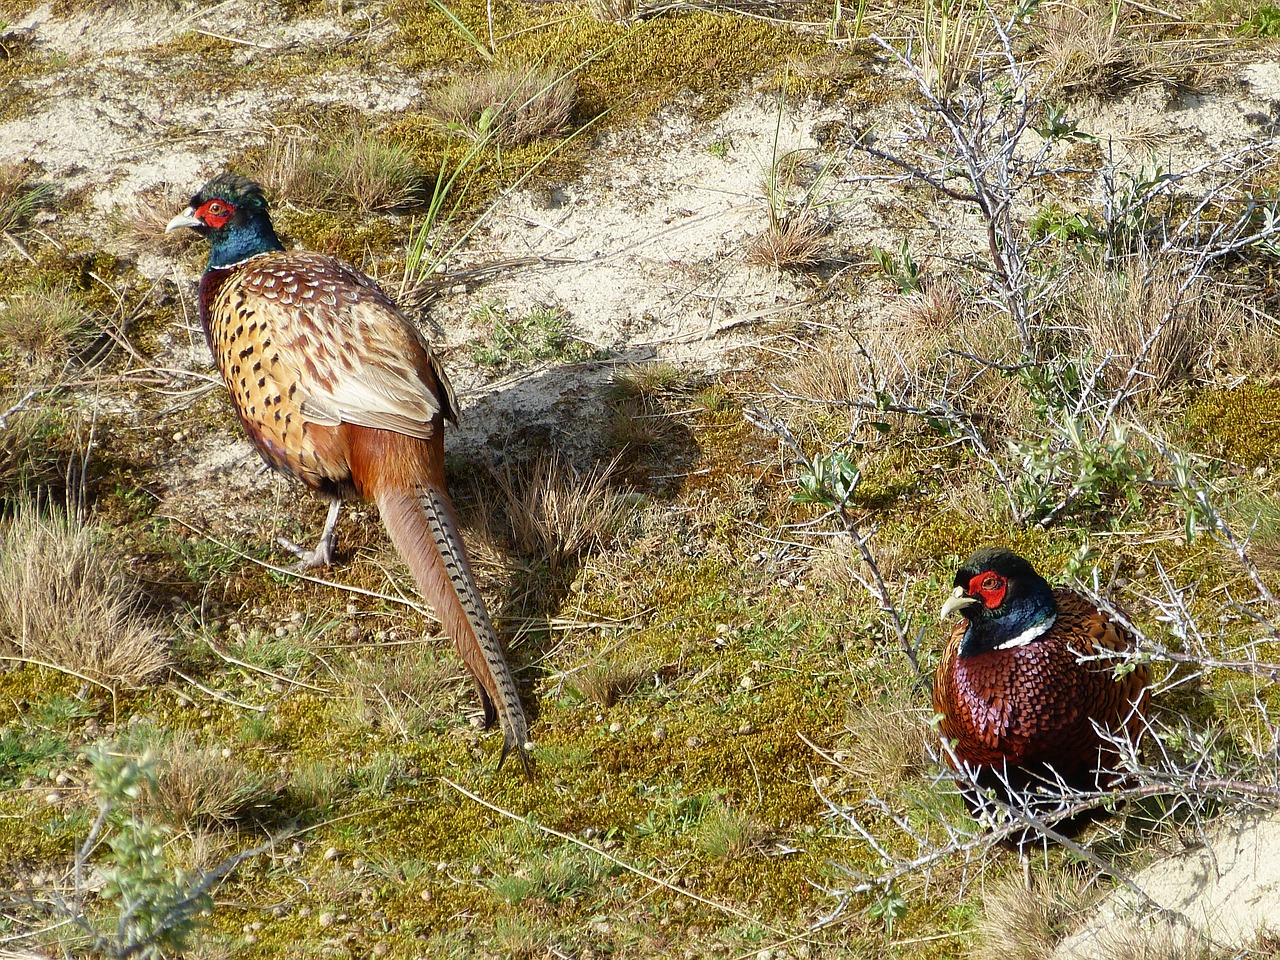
782,317,950,408
144,732,275,828
570,653,655,708
346,645,459,739
897,277,967,331
745,207,828,270
1202,291,1280,382
587,0,636,23
0,283,91,379
1091,921,1215,960
973,867,1099,960
1035,3,1195,97
109,186,197,255
263,127,422,212
782,336,867,407
1069,256,1199,396
495,451,628,572
0,504,169,686
610,361,690,402
841,688,929,788
425,62,576,147
694,801,767,858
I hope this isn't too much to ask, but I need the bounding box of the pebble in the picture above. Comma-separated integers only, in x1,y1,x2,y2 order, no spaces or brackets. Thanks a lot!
738,722,756,735
420,889,432,902
609,721,624,734
739,676,754,690
324,847,340,861
44,792,61,804
290,611,304,624
372,944,390,958
652,727,667,742
275,627,288,638
298,906,312,918
317,912,335,928
346,603,358,615
345,626,360,642
686,736,703,749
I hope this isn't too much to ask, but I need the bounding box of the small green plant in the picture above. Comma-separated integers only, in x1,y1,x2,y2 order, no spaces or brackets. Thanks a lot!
0,725,70,787
792,450,862,508
486,843,613,906
867,882,908,934
633,783,718,837
469,301,591,369
1027,203,1101,244
96,751,210,956
0,163,54,234
7,747,260,959
1011,414,1151,526
871,238,924,293
1239,4,1280,36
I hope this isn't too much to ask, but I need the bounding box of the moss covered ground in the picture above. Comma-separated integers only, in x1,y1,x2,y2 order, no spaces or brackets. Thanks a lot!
3,0,1280,957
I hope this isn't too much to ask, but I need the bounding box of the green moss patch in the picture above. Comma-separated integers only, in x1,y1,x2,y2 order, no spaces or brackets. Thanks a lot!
393,0,829,121
1186,385,1280,469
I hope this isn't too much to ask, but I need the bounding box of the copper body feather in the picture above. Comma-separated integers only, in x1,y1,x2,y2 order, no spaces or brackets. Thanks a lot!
934,588,1150,791
188,236,531,774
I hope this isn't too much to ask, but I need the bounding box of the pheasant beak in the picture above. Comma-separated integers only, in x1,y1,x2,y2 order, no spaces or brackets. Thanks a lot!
165,208,201,233
940,586,978,621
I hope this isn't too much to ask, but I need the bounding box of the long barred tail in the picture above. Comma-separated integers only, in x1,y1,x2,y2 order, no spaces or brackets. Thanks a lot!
375,485,533,776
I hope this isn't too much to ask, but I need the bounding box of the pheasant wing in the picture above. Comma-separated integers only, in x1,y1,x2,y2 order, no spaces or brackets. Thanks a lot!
238,253,448,440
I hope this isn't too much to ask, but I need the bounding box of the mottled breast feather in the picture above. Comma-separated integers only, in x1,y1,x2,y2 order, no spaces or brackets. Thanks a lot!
198,251,457,492
933,588,1150,789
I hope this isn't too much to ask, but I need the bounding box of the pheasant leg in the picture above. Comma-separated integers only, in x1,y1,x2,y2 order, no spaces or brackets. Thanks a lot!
279,498,341,570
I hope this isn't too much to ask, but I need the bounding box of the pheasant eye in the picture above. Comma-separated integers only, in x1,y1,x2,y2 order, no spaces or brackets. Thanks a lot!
982,576,999,590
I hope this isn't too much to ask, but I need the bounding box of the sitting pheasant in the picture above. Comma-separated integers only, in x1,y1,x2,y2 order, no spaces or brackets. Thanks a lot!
166,173,531,775
934,547,1149,800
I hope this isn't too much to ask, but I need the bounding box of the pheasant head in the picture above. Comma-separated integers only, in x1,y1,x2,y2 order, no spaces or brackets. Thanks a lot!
940,547,1059,657
165,172,284,269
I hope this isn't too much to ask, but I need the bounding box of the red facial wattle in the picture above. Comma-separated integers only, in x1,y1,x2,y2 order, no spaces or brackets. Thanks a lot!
195,199,234,229
967,571,1007,610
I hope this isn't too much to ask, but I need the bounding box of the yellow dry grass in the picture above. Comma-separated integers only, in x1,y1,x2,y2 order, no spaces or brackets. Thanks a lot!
0,503,169,686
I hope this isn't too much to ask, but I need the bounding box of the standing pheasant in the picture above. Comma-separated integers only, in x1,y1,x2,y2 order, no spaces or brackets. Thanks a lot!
166,172,532,775
934,547,1149,799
